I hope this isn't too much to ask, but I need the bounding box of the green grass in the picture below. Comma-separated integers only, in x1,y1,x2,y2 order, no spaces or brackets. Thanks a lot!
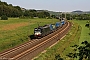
35,20,90,60
1,19,89,60
35,21,81,60
0,18,59,52
72,20,90,43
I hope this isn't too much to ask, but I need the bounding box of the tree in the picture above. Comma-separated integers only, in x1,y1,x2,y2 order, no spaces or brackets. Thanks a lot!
24,10,30,17
8,4,13,7
0,1,22,17
51,15,56,18
55,54,63,60
67,41,90,60
29,9,37,12
14,6,22,11
37,11,50,18
0,5,3,16
85,21,90,35
1,15,8,20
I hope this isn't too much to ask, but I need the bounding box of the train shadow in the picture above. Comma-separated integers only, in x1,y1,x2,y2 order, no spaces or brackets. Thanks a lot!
28,35,35,40
29,35,42,40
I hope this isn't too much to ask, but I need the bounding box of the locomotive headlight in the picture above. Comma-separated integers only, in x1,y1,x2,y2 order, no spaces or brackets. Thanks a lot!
35,32,41,36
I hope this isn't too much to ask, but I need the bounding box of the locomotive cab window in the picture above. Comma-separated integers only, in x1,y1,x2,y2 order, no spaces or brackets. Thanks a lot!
34,29,41,32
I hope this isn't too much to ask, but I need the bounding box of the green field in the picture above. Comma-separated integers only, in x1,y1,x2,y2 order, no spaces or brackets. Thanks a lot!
0,19,90,59
35,20,81,60
0,18,59,52
35,20,90,60
72,20,90,44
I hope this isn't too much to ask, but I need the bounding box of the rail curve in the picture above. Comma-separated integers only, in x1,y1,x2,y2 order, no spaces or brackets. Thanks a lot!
0,21,72,60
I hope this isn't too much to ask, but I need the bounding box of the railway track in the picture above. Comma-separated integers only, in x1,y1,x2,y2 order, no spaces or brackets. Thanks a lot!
0,21,72,60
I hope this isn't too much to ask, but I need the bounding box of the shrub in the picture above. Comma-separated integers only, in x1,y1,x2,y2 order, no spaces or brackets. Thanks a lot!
1,15,8,20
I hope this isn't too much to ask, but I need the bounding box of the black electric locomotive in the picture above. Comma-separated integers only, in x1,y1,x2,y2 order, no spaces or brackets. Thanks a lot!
34,18,66,38
34,25,51,38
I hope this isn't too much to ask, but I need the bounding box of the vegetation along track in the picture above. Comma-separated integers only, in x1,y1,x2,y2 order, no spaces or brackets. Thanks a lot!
0,21,72,60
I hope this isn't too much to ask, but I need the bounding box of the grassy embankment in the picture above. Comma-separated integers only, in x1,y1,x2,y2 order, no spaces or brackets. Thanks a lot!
73,20,90,43
35,20,82,60
35,20,90,60
0,18,59,52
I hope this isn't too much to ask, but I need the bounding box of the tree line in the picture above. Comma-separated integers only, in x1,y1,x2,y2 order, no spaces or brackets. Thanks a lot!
1,1,90,20
58,13,90,20
0,1,50,18
0,1,22,17
71,14,90,20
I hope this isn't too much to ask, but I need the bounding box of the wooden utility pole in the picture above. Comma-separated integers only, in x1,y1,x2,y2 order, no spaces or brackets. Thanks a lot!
65,12,66,20
61,12,62,20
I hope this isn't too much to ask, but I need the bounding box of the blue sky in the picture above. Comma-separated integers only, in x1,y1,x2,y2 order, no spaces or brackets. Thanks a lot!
2,0,90,12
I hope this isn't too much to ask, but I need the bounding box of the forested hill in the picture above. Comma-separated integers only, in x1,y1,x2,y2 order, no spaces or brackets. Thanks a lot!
1,1,90,20
0,1,22,17
0,1,70,19
0,1,51,18
72,10,90,14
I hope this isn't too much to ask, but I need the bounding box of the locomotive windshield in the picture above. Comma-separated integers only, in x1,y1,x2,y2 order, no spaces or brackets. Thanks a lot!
34,28,41,33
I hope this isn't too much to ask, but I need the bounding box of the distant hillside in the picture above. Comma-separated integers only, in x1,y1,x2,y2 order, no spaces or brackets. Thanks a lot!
0,1,23,17
37,10,61,15
84,11,90,13
73,10,83,12
72,10,90,14
72,10,83,14
48,11,62,15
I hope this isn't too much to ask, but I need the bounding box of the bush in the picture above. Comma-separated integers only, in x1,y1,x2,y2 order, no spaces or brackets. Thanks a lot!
1,15,8,20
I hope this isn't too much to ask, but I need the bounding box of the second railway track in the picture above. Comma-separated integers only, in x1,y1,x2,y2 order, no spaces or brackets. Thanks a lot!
0,21,72,60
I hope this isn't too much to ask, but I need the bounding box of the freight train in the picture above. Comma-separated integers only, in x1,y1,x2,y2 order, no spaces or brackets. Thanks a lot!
34,19,66,38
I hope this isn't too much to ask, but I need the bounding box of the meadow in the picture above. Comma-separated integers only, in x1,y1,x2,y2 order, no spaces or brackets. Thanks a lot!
72,20,90,44
35,20,90,60
35,20,81,60
0,19,89,59
0,18,59,52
